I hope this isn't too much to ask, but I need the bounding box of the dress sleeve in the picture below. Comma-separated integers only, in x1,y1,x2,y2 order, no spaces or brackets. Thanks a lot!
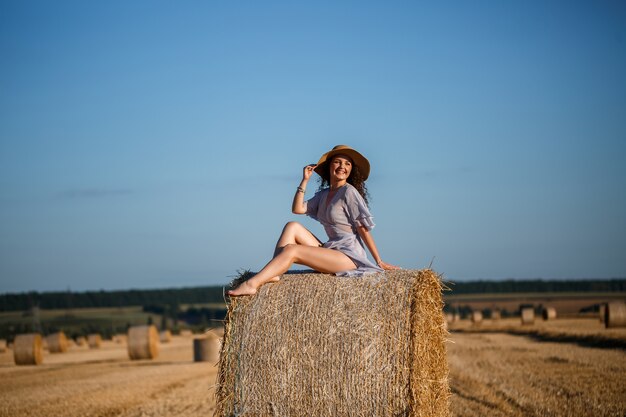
304,190,323,221
344,186,376,231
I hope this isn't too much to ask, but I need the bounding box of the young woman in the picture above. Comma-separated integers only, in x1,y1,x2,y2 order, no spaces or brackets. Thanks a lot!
227,145,399,296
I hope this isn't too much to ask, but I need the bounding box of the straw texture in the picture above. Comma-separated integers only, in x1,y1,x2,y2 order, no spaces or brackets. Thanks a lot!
521,308,535,325
46,332,68,353
88,334,102,349
14,333,43,365
127,325,159,360
216,269,450,417
542,307,557,321
193,335,221,363
605,302,626,328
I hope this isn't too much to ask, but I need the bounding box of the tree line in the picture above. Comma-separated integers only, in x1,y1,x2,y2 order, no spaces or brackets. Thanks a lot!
0,278,624,312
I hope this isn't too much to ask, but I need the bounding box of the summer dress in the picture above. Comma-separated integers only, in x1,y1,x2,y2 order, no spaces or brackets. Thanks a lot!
304,183,384,276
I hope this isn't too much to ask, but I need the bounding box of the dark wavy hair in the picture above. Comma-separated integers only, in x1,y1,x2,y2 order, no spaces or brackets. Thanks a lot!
316,156,370,206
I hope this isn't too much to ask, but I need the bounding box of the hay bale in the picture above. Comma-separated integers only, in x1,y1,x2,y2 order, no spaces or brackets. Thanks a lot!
0,339,7,353
113,334,127,344
471,311,483,325
521,307,535,325
13,333,43,365
193,335,220,363
159,330,172,343
542,307,557,321
75,336,86,347
490,309,501,320
88,334,102,349
599,303,606,323
216,269,450,417
46,332,68,353
180,329,193,337
127,325,159,360
445,313,454,324
605,302,626,329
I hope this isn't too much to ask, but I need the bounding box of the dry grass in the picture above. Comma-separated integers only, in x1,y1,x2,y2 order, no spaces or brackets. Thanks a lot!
217,269,450,417
0,318,624,416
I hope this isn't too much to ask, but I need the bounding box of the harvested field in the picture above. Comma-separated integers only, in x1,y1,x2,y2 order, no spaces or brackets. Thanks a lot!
448,332,626,416
0,319,624,416
0,335,218,417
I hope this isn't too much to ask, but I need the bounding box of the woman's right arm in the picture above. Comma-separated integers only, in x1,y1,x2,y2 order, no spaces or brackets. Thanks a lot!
292,164,317,214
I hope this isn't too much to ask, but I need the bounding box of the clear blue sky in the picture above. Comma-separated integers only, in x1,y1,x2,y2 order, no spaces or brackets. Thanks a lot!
1,1,625,292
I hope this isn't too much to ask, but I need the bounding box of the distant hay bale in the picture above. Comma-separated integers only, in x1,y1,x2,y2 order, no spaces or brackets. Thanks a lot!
127,325,159,360
113,334,127,344
445,313,454,324
491,309,501,320
180,329,193,337
193,335,220,363
75,336,86,347
88,334,102,349
604,302,626,329
471,311,483,325
542,307,557,321
217,269,450,417
599,303,606,323
0,339,7,353
13,333,43,365
521,308,535,325
159,330,172,343
46,332,68,353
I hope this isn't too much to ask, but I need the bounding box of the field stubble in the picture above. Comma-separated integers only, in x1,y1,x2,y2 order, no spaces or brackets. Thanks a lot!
0,319,624,416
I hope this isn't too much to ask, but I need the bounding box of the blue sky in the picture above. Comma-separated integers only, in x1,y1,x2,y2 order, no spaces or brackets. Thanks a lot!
1,1,625,292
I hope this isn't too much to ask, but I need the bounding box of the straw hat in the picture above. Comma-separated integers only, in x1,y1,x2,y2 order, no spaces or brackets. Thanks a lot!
314,145,371,180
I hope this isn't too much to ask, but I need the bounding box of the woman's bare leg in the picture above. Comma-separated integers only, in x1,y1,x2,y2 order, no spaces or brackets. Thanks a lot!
273,221,322,257
265,222,323,283
227,244,356,296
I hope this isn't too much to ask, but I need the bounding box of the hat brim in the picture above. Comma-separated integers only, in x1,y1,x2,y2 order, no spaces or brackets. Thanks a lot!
313,147,370,180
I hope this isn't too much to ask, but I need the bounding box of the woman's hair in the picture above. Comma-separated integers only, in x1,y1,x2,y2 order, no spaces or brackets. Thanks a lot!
317,157,370,206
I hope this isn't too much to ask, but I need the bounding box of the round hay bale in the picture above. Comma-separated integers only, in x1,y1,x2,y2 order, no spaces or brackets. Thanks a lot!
159,330,172,343
46,332,68,353
491,309,501,320
605,302,626,329
471,311,483,325
13,333,43,365
453,313,461,322
599,303,606,323
445,313,454,324
0,339,7,353
180,329,193,337
88,334,102,349
521,307,535,325
127,325,159,360
217,269,450,416
75,336,86,347
542,307,557,321
193,335,220,363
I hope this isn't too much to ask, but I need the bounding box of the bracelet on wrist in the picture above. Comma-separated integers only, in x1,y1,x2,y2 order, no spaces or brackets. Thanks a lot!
297,186,305,193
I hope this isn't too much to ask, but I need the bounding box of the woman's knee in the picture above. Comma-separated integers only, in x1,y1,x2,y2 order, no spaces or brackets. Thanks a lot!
281,243,299,258
283,221,303,231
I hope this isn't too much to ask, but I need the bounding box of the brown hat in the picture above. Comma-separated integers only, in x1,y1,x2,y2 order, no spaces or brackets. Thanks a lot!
314,145,371,180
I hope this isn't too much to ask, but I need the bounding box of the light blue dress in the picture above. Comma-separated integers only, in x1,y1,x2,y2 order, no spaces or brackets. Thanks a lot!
304,183,384,276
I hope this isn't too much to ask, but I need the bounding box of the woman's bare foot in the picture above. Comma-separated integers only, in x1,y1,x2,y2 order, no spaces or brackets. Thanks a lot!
227,275,281,297
227,280,259,297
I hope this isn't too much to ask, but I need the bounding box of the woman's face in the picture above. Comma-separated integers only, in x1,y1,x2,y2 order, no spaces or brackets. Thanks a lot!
329,155,352,182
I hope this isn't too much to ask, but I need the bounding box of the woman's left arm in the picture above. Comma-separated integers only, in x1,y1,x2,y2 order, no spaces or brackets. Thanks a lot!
357,226,400,270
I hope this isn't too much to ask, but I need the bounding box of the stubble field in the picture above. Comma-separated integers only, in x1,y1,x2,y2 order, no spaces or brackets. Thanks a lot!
0,319,625,416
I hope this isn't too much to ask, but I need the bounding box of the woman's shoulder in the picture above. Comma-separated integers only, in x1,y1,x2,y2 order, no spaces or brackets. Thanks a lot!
342,183,367,204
